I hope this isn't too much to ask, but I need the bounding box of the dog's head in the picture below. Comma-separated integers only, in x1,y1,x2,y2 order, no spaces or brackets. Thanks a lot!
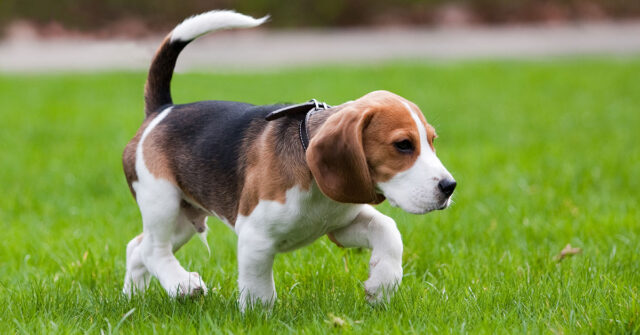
307,90,456,214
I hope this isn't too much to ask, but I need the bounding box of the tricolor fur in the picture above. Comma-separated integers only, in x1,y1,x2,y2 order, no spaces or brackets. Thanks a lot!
122,10,456,310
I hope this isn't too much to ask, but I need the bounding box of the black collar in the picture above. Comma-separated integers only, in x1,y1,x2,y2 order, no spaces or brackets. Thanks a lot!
265,99,331,151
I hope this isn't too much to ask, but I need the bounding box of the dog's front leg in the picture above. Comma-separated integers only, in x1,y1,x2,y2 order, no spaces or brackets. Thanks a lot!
237,224,276,311
329,205,403,303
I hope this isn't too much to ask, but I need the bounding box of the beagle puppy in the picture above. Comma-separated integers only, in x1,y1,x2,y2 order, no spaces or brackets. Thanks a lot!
122,10,456,310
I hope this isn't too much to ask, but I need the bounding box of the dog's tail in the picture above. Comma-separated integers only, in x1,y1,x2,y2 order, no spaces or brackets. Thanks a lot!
144,10,268,115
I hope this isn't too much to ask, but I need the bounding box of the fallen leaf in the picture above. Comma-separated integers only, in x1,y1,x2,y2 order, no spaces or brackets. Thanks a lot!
555,243,582,262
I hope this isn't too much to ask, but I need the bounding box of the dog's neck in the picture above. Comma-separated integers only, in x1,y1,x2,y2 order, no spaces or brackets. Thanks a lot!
264,103,346,189
260,104,342,192
306,104,346,142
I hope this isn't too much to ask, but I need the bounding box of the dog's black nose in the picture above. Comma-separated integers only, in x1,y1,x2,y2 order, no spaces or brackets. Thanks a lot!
438,179,457,197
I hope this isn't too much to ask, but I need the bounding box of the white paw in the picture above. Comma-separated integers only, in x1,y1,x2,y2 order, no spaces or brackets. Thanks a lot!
166,272,208,297
238,291,276,312
123,271,151,297
123,236,150,297
364,259,402,303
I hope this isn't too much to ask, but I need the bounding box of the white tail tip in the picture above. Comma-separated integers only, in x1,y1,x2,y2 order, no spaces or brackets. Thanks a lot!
171,10,268,42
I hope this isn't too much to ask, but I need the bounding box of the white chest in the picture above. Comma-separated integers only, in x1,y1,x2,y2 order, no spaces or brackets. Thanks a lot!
235,184,362,253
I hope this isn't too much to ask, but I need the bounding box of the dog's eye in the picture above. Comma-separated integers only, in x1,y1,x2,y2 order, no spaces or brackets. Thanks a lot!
393,140,414,153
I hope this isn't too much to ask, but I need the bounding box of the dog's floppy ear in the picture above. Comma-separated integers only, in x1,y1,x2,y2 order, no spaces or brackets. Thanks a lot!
306,105,385,204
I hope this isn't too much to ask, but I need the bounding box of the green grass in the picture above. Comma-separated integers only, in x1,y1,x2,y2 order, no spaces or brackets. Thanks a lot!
1,59,639,334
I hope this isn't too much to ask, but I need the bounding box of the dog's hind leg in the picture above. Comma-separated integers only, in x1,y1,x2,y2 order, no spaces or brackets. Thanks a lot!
123,203,206,297
132,179,207,297
123,233,151,296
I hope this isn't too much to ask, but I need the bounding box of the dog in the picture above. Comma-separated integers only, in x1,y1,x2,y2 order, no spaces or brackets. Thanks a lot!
122,10,456,310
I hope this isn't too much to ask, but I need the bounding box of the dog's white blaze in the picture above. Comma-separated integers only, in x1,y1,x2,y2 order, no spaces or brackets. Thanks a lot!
170,10,268,42
377,102,453,214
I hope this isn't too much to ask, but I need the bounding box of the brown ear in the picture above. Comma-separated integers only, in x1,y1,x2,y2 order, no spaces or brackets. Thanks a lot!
306,105,385,204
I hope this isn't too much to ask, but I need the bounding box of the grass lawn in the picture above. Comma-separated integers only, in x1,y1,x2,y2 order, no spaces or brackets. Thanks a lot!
1,59,639,334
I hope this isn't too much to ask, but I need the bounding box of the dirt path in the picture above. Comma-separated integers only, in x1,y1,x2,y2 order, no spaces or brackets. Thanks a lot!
2,22,640,73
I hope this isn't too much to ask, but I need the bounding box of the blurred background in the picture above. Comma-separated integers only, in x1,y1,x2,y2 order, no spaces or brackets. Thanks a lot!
2,0,640,34
1,0,640,72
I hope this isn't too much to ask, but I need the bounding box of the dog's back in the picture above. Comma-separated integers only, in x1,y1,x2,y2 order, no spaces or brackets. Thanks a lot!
140,101,286,221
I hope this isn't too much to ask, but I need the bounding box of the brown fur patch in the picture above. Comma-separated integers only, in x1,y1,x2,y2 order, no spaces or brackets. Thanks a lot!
122,117,155,199
238,121,312,217
123,115,179,201
141,123,176,184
